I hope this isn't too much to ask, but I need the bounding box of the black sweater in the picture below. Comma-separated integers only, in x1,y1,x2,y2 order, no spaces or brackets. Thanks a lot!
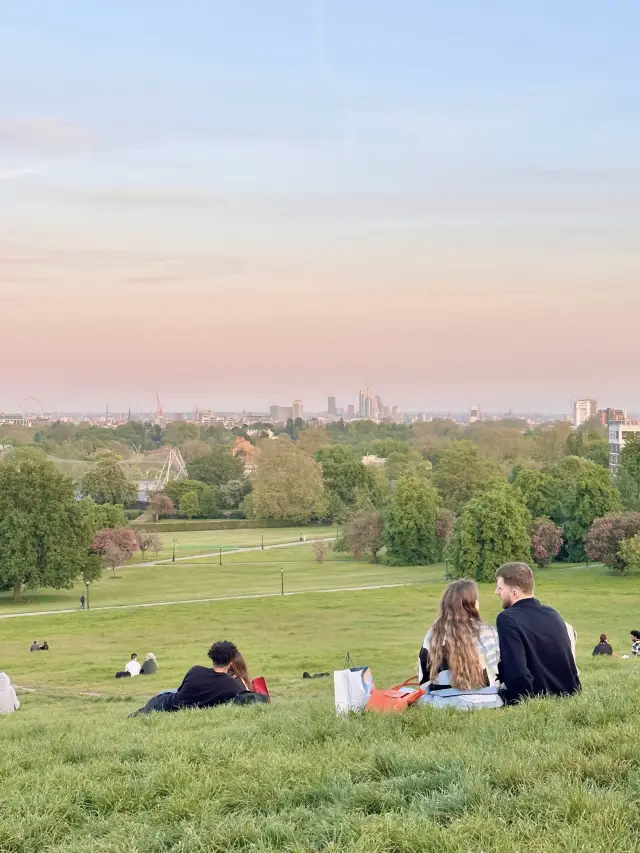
496,598,580,705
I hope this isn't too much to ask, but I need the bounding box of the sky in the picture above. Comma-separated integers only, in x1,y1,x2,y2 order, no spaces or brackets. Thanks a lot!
1,1,640,415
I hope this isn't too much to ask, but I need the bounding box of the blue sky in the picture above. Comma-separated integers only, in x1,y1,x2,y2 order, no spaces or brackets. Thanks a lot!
1,2,639,413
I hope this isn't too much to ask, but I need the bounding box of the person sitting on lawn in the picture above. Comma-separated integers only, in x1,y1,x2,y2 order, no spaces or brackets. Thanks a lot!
0,673,20,714
631,630,640,656
39,641,49,651
125,653,141,677
418,579,503,709
140,652,158,675
131,641,257,715
495,562,581,704
29,641,40,652
229,650,252,690
592,634,613,656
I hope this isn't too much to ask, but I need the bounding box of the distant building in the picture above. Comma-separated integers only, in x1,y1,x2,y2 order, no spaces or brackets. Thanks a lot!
347,405,355,419
603,408,627,426
292,400,304,421
469,404,482,424
573,399,597,428
361,455,387,469
232,437,261,475
327,396,337,416
609,421,640,475
269,405,294,423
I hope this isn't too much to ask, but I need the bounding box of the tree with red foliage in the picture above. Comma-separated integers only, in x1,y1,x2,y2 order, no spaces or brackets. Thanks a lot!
91,526,138,577
530,518,563,567
150,493,174,523
584,512,640,573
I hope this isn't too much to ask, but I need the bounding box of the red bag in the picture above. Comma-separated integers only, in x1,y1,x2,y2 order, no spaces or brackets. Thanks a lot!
365,677,425,713
251,677,270,702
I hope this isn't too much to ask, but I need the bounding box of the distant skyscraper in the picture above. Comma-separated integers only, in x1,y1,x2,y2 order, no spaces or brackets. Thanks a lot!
328,396,337,416
293,399,304,420
347,404,355,419
469,404,481,424
270,405,293,422
573,399,597,428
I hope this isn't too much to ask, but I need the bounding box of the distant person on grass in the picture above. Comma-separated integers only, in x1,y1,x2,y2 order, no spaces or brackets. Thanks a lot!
495,562,581,705
631,631,640,656
125,653,141,677
29,641,40,652
131,641,267,716
418,579,503,709
39,641,49,651
140,653,158,675
80,594,85,610
0,673,20,714
592,634,614,656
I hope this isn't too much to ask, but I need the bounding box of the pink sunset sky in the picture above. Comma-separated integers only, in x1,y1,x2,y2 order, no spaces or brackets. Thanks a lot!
1,3,639,414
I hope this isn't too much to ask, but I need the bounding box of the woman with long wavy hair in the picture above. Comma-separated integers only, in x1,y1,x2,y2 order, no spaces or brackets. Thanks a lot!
418,579,503,709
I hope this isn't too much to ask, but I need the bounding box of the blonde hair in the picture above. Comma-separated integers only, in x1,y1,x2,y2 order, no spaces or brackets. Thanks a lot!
428,579,486,690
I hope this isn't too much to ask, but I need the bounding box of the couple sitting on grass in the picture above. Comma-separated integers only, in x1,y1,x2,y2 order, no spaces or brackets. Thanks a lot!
418,562,581,709
130,641,267,716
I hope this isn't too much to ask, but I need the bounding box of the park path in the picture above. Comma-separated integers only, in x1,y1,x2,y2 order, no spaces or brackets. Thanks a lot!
143,534,335,567
0,579,423,620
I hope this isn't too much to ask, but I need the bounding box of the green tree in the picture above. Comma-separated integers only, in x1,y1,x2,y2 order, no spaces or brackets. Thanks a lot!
343,510,385,562
547,457,621,562
162,479,208,506
187,445,245,486
618,534,640,575
315,445,379,508
433,441,502,512
385,476,439,565
510,469,553,517
531,422,572,465
80,455,137,505
0,450,98,601
219,479,250,509
79,498,127,532
179,491,201,519
617,434,640,511
447,484,532,583
199,485,221,518
250,438,326,524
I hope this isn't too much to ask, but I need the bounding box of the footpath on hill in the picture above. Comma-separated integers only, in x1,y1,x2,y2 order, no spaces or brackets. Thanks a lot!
0,537,431,620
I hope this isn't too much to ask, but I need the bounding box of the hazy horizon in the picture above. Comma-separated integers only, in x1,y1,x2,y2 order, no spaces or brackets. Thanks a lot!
2,2,639,414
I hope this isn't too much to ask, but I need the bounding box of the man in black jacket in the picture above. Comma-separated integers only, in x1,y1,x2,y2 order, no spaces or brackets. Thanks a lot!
495,562,581,705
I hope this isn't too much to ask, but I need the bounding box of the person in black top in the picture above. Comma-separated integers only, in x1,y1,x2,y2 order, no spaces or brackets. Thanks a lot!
592,634,613,656
495,562,581,705
131,641,247,716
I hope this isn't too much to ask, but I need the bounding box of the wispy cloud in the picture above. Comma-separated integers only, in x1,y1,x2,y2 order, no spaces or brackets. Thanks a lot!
0,117,91,155
0,167,36,180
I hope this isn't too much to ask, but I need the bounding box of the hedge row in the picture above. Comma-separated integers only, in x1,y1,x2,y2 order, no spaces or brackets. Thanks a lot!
135,519,313,533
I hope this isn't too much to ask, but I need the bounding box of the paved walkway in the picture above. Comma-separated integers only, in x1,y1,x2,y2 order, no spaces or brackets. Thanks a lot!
0,579,423,620
144,535,335,567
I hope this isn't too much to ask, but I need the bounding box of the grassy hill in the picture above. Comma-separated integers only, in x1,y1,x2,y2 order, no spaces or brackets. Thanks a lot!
2,554,640,852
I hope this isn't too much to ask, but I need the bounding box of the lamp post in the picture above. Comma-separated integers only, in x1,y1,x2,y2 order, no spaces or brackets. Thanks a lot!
281,569,284,596
172,538,176,563
219,545,223,566
85,580,90,611
261,532,264,550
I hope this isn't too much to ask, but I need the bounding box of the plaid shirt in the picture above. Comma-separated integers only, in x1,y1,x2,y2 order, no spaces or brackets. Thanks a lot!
418,623,500,688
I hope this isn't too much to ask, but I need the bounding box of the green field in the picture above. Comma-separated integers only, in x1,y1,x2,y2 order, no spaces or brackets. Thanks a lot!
2,551,640,852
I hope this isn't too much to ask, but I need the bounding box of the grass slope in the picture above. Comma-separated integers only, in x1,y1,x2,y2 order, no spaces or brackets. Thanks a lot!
2,559,640,851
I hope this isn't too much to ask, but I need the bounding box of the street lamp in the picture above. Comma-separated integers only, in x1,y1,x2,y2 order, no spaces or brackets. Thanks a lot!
261,532,264,550
85,580,90,611
172,538,176,563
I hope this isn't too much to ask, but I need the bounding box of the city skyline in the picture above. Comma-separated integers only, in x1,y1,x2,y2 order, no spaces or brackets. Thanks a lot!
2,3,640,411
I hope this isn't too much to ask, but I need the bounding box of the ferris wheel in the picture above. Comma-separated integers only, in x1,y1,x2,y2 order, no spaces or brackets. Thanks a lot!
20,397,44,418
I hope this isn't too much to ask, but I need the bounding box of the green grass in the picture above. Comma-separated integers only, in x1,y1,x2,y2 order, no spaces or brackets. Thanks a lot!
2,559,640,851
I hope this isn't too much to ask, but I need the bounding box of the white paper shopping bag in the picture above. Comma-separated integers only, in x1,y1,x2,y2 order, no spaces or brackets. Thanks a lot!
334,653,374,714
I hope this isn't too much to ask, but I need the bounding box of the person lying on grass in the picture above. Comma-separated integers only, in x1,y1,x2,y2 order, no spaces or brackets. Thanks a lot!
418,579,503,710
495,562,581,705
130,641,267,716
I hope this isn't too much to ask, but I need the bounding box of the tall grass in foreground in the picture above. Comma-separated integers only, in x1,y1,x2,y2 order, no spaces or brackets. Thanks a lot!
2,664,640,852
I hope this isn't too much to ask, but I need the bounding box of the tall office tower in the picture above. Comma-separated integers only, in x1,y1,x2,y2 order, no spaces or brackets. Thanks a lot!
328,396,337,415
293,399,304,420
573,399,597,428
347,404,355,419
469,404,482,424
